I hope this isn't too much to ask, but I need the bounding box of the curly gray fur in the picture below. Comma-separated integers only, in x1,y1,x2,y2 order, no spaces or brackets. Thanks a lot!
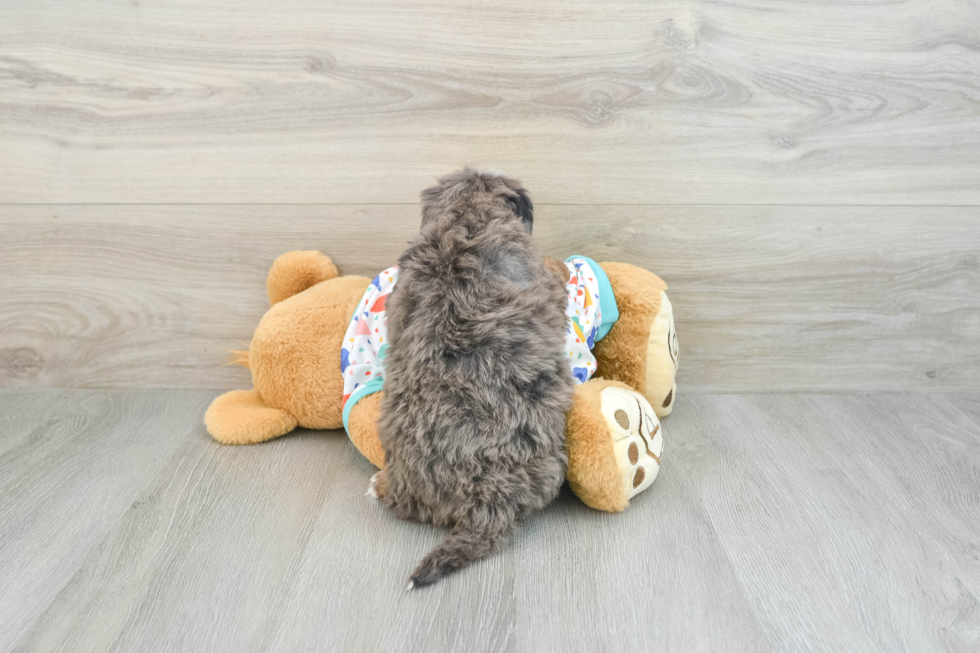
378,168,572,588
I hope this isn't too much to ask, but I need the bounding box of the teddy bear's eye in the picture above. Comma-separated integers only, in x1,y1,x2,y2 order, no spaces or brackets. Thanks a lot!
614,409,629,430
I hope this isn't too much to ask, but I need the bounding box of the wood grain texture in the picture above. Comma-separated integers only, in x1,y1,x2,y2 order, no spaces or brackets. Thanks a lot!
0,390,214,652
1,0,979,204
805,394,980,606
2,205,979,391
673,393,980,652
0,388,67,457
944,394,980,427
2,390,978,651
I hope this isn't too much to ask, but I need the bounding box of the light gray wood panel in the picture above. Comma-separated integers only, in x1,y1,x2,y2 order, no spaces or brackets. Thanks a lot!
1,390,773,653
0,390,214,652
4,390,978,651
0,205,422,391
842,393,980,600
674,394,980,652
264,422,772,653
16,405,343,652
942,394,980,424
3,205,979,392
508,454,773,653
0,388,66,456
542,206,980,393
1,0,978,204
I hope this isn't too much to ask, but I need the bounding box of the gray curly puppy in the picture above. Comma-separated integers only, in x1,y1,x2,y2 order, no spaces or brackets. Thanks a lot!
372,168,573,589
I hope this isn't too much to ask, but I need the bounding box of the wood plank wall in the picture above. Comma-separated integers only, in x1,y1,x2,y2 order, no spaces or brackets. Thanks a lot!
2,0,979,392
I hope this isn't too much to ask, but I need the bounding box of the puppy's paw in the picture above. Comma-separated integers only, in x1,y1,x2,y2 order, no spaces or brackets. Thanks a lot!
367,470,387,500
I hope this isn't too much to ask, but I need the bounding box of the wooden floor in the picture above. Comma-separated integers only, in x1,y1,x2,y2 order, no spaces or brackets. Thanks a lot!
2,389,978,652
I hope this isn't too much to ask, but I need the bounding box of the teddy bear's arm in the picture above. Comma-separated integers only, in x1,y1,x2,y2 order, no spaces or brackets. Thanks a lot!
346,391,386,469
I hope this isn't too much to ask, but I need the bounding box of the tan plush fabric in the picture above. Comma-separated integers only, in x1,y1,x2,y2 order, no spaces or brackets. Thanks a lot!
347,391,386,469
205,253,367,444
565,379,631,513
251,274,369,430
267,250,339,306
593,262,670,408
205,388,298,445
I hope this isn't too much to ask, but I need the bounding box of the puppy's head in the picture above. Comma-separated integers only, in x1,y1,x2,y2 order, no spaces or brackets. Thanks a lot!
420,168,533,233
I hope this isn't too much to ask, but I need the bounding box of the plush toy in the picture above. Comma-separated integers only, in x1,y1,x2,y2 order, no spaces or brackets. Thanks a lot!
205,251,678,512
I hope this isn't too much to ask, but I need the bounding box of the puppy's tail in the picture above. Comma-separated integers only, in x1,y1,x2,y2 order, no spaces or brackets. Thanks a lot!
408,508,513,589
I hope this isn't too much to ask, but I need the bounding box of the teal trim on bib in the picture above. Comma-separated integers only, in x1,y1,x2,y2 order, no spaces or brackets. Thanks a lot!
342,376,385,435
566,255,619,342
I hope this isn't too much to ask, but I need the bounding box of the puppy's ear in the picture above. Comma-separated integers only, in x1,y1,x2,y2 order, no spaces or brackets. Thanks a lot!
507,188,534,233
419,184,443,228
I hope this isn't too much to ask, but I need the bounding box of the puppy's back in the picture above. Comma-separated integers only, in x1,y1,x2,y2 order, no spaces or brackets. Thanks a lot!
379,170,572,588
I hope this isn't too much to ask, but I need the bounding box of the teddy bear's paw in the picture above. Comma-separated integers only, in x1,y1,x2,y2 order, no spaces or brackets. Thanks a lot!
599,386,663,499
205,389,298,445
367,470,388,500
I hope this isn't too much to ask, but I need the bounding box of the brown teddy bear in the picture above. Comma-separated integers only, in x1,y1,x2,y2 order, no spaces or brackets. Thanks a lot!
205,250,678,512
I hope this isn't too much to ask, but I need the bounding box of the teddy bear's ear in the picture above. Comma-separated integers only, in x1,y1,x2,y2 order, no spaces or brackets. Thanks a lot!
507,188,533,233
